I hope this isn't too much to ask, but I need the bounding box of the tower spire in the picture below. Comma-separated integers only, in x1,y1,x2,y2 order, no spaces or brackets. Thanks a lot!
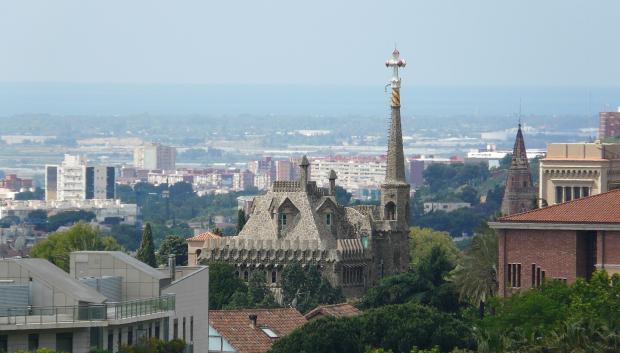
501,123,535,215
384,48,407,183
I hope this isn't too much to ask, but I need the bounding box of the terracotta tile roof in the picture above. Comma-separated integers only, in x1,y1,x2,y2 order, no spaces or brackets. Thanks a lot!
209,308,307,353
304,303,361,320
186,231,221,242
499,189,620,224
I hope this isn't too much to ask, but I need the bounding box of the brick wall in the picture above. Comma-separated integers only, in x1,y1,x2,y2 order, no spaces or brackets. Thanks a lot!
499,229,578,297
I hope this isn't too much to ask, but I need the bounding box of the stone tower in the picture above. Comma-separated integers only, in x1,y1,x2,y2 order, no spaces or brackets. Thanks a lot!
372,48,411,279
501,124,536,215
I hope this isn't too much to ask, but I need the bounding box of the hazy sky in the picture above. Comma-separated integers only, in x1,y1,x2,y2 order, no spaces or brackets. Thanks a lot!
2,0,619,86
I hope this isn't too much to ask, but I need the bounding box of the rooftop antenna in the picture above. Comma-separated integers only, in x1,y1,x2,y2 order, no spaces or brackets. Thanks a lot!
518,98,522,127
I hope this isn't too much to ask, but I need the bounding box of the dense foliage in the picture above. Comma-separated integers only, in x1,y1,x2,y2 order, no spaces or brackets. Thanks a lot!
30,222,121,271
117,338,186,353
281,262,344,313
157,235,188,266
269,303,476,353
479,271,620,353
360,245,460,313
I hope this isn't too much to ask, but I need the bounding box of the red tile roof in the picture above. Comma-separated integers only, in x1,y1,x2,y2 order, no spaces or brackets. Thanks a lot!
209,308,307,353
186,231,221,242
499,189,620,224
304,303,361,320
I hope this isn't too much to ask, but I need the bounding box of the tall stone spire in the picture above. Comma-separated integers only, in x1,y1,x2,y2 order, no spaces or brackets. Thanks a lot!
385,48,407,184
380,48,410,227
501,124,536,215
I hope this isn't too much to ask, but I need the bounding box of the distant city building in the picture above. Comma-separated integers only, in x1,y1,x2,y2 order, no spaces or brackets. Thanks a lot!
539,142,620,206
501,124,536,215
275,160,295,181
467,143,545,169
310,156,385,198
599,108,620,140
423,202,471,214
0,199,138,225
45,154,115,201
491,189,620,297
134,143,177,171
0,174,33,192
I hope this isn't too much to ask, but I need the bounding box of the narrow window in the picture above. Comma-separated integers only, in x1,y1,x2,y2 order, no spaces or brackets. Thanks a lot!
555,186,563,204
516,264,521,287
244,270,249,281
173,319,178,340
190,316,194,342
531,264,536,287
326,213,332,226
183,317,186,341
279,213,287,226
128,328,133,346
536,267,542,287
564,186,572,201
582,187,590,197
271,270,277,284
573,186,581,199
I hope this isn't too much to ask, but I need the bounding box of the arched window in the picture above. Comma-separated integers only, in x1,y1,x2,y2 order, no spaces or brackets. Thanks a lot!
243,270,249,281
195,249,202,259
384,202,396,221
326,213,332,226
271,270,277,284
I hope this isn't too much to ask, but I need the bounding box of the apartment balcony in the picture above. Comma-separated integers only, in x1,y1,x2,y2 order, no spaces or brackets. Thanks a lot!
0,294,175,331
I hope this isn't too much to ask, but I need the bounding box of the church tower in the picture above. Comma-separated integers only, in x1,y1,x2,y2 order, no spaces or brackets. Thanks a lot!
501,124,536,215
380,48,410,230
370,48,411,281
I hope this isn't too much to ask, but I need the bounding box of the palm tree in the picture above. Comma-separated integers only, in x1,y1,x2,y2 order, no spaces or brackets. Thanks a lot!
451,229,498,318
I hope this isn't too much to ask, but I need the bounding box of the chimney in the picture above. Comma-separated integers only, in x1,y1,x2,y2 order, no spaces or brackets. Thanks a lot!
249,314,258,328
299,155,309,186
168,254,176,281
328,169,337,196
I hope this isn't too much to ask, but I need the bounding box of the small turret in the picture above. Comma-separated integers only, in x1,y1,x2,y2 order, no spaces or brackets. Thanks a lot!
299,155,310,186
328,169,337,195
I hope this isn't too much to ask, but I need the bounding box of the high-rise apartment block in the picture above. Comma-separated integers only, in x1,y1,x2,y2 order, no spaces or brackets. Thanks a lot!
599,108,620,140
133,143,177,171
45,155,115,201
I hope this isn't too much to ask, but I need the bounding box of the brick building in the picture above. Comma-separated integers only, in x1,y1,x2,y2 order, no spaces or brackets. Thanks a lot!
599,109,620,140
490,189,620,297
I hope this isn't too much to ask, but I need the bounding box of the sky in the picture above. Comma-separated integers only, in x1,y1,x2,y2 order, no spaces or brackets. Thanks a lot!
1,0,619,87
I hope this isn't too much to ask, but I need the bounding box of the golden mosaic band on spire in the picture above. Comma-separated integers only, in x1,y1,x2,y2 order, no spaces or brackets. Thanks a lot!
391,88,400,107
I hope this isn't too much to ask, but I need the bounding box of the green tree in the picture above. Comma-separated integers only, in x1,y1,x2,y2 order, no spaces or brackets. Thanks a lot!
136,223,157,267
236,208,246,234
409,227,460,269
30,222,121,271
207,263,248,309
451,229,498,318
360,245,460,313
157,235,188,266
281,262,343,313
270,303,475,353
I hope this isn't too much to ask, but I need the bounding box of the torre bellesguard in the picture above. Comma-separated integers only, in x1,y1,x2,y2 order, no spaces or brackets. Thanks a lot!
191,50,410,297
501,124,536,215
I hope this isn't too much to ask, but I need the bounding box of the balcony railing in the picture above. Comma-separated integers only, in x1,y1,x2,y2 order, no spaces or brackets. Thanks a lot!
0,294,175,326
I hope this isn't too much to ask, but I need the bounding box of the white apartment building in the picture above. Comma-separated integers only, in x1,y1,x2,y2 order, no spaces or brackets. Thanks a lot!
46,155,115,202
310,157,386,191
134,143,177,171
